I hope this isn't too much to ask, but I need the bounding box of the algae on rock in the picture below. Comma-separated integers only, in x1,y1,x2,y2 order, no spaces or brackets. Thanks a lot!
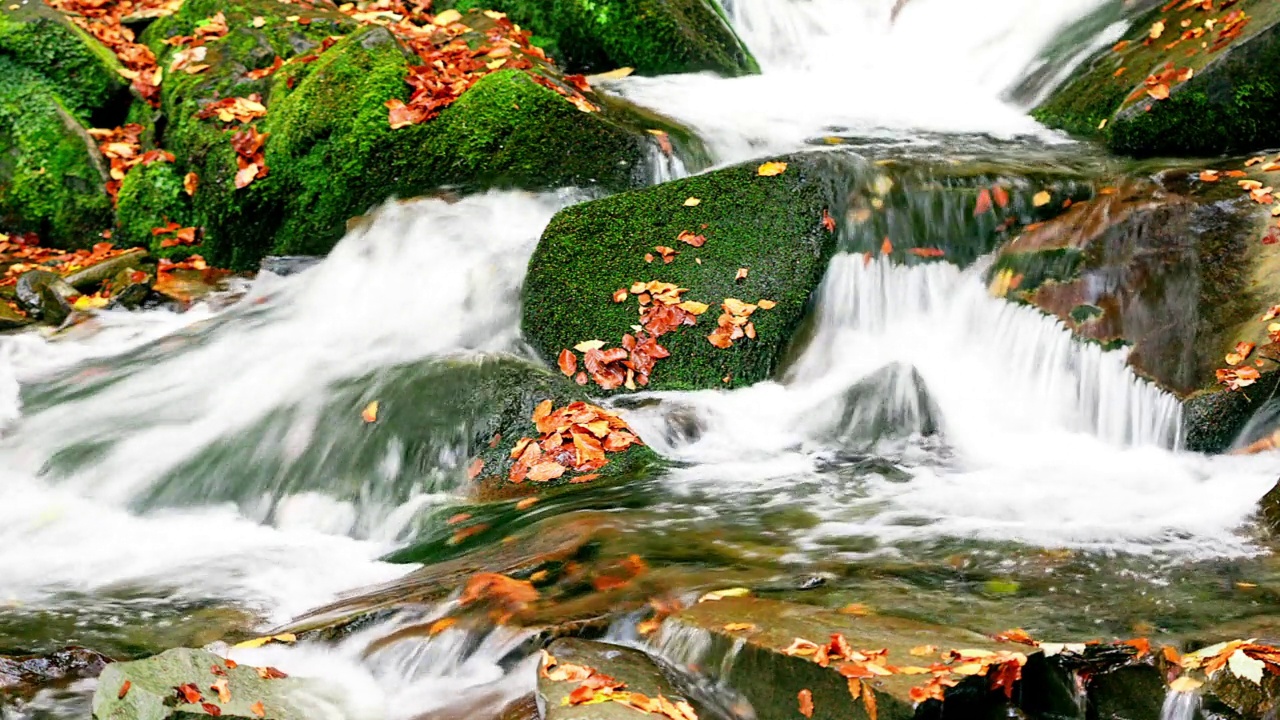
523,151,846,392
436,0,758,77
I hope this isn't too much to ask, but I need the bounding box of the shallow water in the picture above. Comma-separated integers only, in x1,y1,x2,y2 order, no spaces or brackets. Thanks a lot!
4,0,1280,717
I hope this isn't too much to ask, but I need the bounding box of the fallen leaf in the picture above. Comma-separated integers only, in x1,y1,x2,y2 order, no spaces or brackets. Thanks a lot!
757,299,776,310
822,208,836,232
881,237,893,255
516,497,539,510
974,188,993,216
863,681,878,720
428,617,456,635
723,623,757,632
574,339,606,352
250,701,266,718
757,161,788,177
910,645,937,656
684,197,701,206
183,172,199,196
558,349,577,376
361,400,379,423
466,458,484,480
1199,170,1220,182
202,703,222,717
1033,190,1052,207
1169,676,1203,693
177,683,203,703
735,267,748,281
1229,648,1265,684
211,677,231,704
798,689,814,718
118,680,131,699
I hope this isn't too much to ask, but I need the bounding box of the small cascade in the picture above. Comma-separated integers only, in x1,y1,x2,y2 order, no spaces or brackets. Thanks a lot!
1160,688,1201,720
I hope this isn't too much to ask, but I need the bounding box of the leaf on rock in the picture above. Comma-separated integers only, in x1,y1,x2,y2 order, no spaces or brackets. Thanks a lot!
1032,191,1052,207
118,680,131,699
683,197,701,206
756,161,788,177
250,701,266,718
558,349,577,376
798,689,814,718
361,400,379,423
1229,648,1265,684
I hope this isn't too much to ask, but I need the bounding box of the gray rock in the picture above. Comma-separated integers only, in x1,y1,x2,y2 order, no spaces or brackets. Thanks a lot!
15,269,76,325
64,248,149,292
1,646,111,699
258,256,322,277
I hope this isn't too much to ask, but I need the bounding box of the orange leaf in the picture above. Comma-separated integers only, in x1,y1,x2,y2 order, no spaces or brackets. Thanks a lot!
558,349,577,376
798,689,814,718
250,701,266,718
527,461,567,482
428,617,456,635
822,208,836,232
466,458,484,480
974,188,993,216
118,680,131,699
177,683,203,704
183,172,198,196
992,185,1010,209
909,247,944,258
880,237,893,255
361,400,379,423
863,681,878,720
211,677,231,704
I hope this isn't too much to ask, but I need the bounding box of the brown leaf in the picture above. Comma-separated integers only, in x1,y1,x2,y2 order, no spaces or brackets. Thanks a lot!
202,703,222,717
250,701,266,718
557,349,577,376
798,689,814,718
527,461,567,482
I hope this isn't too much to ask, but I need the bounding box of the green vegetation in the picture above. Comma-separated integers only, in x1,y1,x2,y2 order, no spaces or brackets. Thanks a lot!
523,152,843,391
0,0,126,118
114,161,193,255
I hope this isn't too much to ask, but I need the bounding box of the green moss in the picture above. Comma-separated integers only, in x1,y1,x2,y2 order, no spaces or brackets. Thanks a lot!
522,152,845,392
0,1,126,119
114,161,193,254
439,0,758,76
1034,0,1280,156
0,58,113,247
262,24,658,259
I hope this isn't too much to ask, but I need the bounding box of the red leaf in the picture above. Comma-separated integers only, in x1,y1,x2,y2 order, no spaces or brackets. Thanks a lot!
974,188,993,216
557,349,577,376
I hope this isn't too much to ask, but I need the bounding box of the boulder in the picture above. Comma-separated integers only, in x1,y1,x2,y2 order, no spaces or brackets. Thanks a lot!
136,354,659,514
0,298,29,331
1,646,112,700
523,152,845,393
114,162,194,255
650,596,1061,720
141,0,698,269
435,0,758,77
1033,0,1280,157
0,58,114,247
92,648,313,720
14,269,77,325
539,638,700,720
0,0,127,117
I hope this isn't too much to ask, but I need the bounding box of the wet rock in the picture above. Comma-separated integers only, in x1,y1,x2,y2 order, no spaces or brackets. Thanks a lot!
108,265,155,310
0,58,114,247
15,269,77,325
258,256,322,277
92,647,311,720
433,0,758,77
1201,665,1280,719
524,151,848,393
1033,0,1280,157
539,638,699,719
64,248,149,292
814,362,941,452
1,646,111,699
0,299,30,331
651,596,1059,720
1259,480,1280,535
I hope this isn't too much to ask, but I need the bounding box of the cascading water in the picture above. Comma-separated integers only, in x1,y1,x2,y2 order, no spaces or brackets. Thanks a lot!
6,0,1280,718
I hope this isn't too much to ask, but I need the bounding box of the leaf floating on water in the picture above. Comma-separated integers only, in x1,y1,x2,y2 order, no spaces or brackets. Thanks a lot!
798,689,814,718
361,401,379,423
756,161,788,177
698,587,749,603
1200,170,1220,182
723,623,757,632
1032,191,1052,207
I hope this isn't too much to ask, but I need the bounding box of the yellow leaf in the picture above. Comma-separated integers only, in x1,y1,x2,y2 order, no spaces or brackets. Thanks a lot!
698,587,750,602
1098,119,1107,130
1032,191,1052,207
72,295,109,311
574,339,606,352
1228,649,1265,684
757,161,788,177
361,401,379,423
678,301,709,315
723,623,757,632
1169,676,1203,693
757,299,776,310
251,15,265,27
432,8,461,24
683,197,701,206
233,632,296,649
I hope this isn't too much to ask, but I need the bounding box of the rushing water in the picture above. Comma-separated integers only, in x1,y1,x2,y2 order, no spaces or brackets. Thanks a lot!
5,0,1280,717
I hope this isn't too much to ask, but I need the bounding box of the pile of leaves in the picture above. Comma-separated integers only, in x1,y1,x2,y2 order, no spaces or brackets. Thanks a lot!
88,124,174,203
44,0,176,106
1171,638,1280,690
540,650,699,720
0,236,140,287
505,400,642,484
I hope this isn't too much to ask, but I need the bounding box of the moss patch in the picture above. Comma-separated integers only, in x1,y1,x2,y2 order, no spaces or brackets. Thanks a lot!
0,58,113,247
438,0,757,76
1033,0,1280,157
114,161,193,254
0,0,126,119
523,152,846,392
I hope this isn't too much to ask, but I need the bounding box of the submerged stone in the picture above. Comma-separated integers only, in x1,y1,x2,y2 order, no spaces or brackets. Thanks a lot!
524,151,847,393
92,648,311,720
435,0,758,77
651,596,1058,720
1033,0,1280,157
1,646,111,700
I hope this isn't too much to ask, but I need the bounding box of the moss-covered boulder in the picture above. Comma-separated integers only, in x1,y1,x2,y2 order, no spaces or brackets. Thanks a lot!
524,152,845,392
0,0,127,119
650,597,1060,720
92,648,315,719
262,22,676,259
437,0,757,77
1033,0,1280,157
0,59,113,247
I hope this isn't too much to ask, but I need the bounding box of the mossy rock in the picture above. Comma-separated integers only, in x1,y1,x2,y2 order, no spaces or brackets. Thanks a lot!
139,0,355,267
523,152,846,392
540,638,699,719
115,161,193,254
262,21,675,260
92,648,313,719
437,0,757,77
0,58,113,247
132,353,658,518
0,0,127,119
1033,0,1280,157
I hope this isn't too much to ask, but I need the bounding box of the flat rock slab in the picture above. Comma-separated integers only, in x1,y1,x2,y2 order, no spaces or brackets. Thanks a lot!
539,638,696,720
92,648,310,720
653,597,1056,720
